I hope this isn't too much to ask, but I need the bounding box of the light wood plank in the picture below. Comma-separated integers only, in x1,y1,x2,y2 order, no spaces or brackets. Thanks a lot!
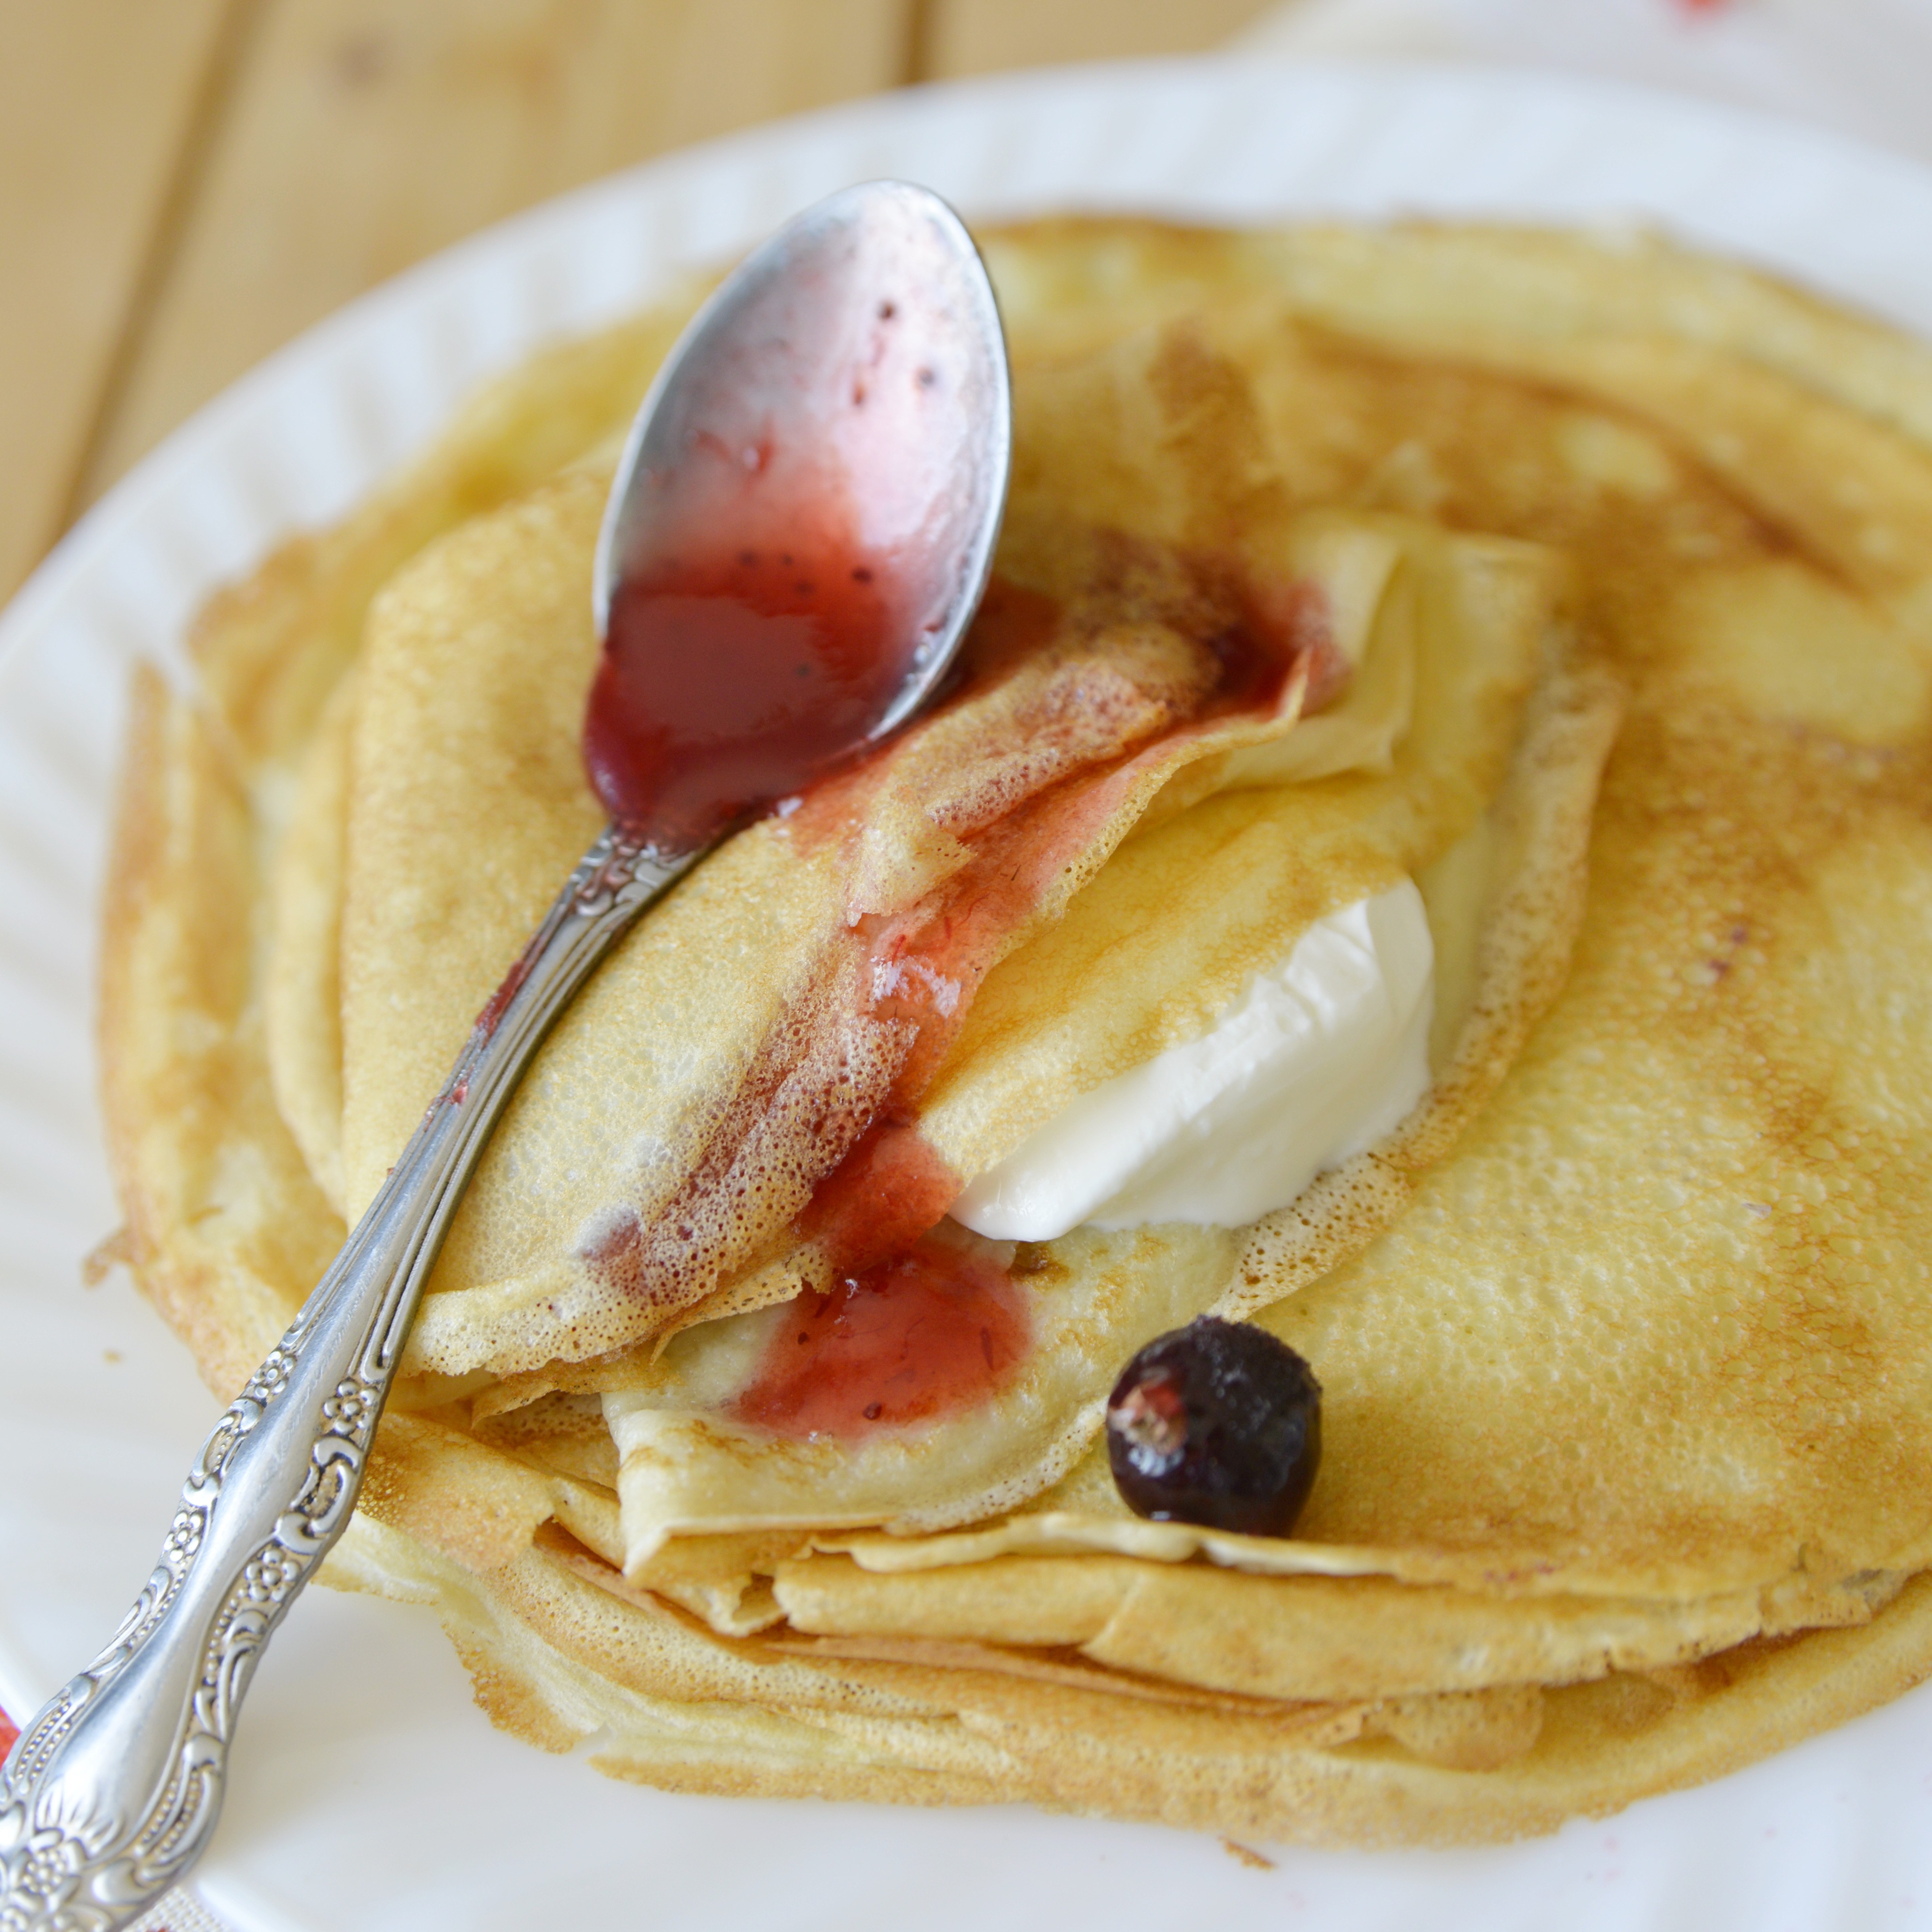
0,0,235,601
84,0,911,501
919,0,1278,78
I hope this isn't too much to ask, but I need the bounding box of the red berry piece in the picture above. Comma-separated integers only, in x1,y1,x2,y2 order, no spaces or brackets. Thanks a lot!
1105,1316,1321,1536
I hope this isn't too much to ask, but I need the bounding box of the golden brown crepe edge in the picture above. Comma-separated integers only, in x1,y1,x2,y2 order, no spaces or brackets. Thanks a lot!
321,1512,1932,1847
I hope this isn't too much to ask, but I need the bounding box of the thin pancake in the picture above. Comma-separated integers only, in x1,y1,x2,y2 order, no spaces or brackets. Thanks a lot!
101,218,1932,1845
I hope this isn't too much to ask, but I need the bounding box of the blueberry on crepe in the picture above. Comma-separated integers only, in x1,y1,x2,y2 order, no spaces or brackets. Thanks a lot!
1107,1318,1322,1537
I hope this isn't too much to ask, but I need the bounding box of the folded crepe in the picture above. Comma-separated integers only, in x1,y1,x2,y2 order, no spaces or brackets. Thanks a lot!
102,219,1932,1846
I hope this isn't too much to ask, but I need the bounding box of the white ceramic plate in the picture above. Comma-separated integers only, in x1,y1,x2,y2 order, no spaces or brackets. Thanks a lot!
6,58,1932,1932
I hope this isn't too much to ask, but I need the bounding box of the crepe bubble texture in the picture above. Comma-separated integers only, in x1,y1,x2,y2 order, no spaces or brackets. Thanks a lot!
100,219,1932,1845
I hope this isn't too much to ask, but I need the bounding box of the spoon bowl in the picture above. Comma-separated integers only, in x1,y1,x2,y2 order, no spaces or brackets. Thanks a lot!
588,183,1010,849
0,181,1009,1932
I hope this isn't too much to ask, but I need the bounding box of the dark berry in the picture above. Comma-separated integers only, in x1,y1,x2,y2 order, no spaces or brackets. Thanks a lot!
1105,1316,1321,1537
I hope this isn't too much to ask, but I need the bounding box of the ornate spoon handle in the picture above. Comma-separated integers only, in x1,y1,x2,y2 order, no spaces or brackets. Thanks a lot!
0,824,692,1932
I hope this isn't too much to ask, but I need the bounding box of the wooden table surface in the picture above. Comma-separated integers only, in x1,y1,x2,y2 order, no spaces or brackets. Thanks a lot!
0,0,1281,608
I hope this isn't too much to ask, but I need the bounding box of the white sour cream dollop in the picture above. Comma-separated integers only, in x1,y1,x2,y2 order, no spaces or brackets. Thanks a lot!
950,880,1434,1240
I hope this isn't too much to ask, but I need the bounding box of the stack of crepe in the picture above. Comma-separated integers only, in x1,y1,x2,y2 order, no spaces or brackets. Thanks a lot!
102,219,1932,1845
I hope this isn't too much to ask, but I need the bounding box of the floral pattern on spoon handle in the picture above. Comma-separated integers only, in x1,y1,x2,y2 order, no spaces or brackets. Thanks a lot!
0,827,690,1932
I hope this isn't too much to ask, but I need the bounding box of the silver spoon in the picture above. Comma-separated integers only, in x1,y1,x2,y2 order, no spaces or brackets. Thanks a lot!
0,179,1009,1931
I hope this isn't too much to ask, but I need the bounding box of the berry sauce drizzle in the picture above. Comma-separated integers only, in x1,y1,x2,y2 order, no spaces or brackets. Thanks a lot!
579,524,1335,1441
733,1231,1029,1438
